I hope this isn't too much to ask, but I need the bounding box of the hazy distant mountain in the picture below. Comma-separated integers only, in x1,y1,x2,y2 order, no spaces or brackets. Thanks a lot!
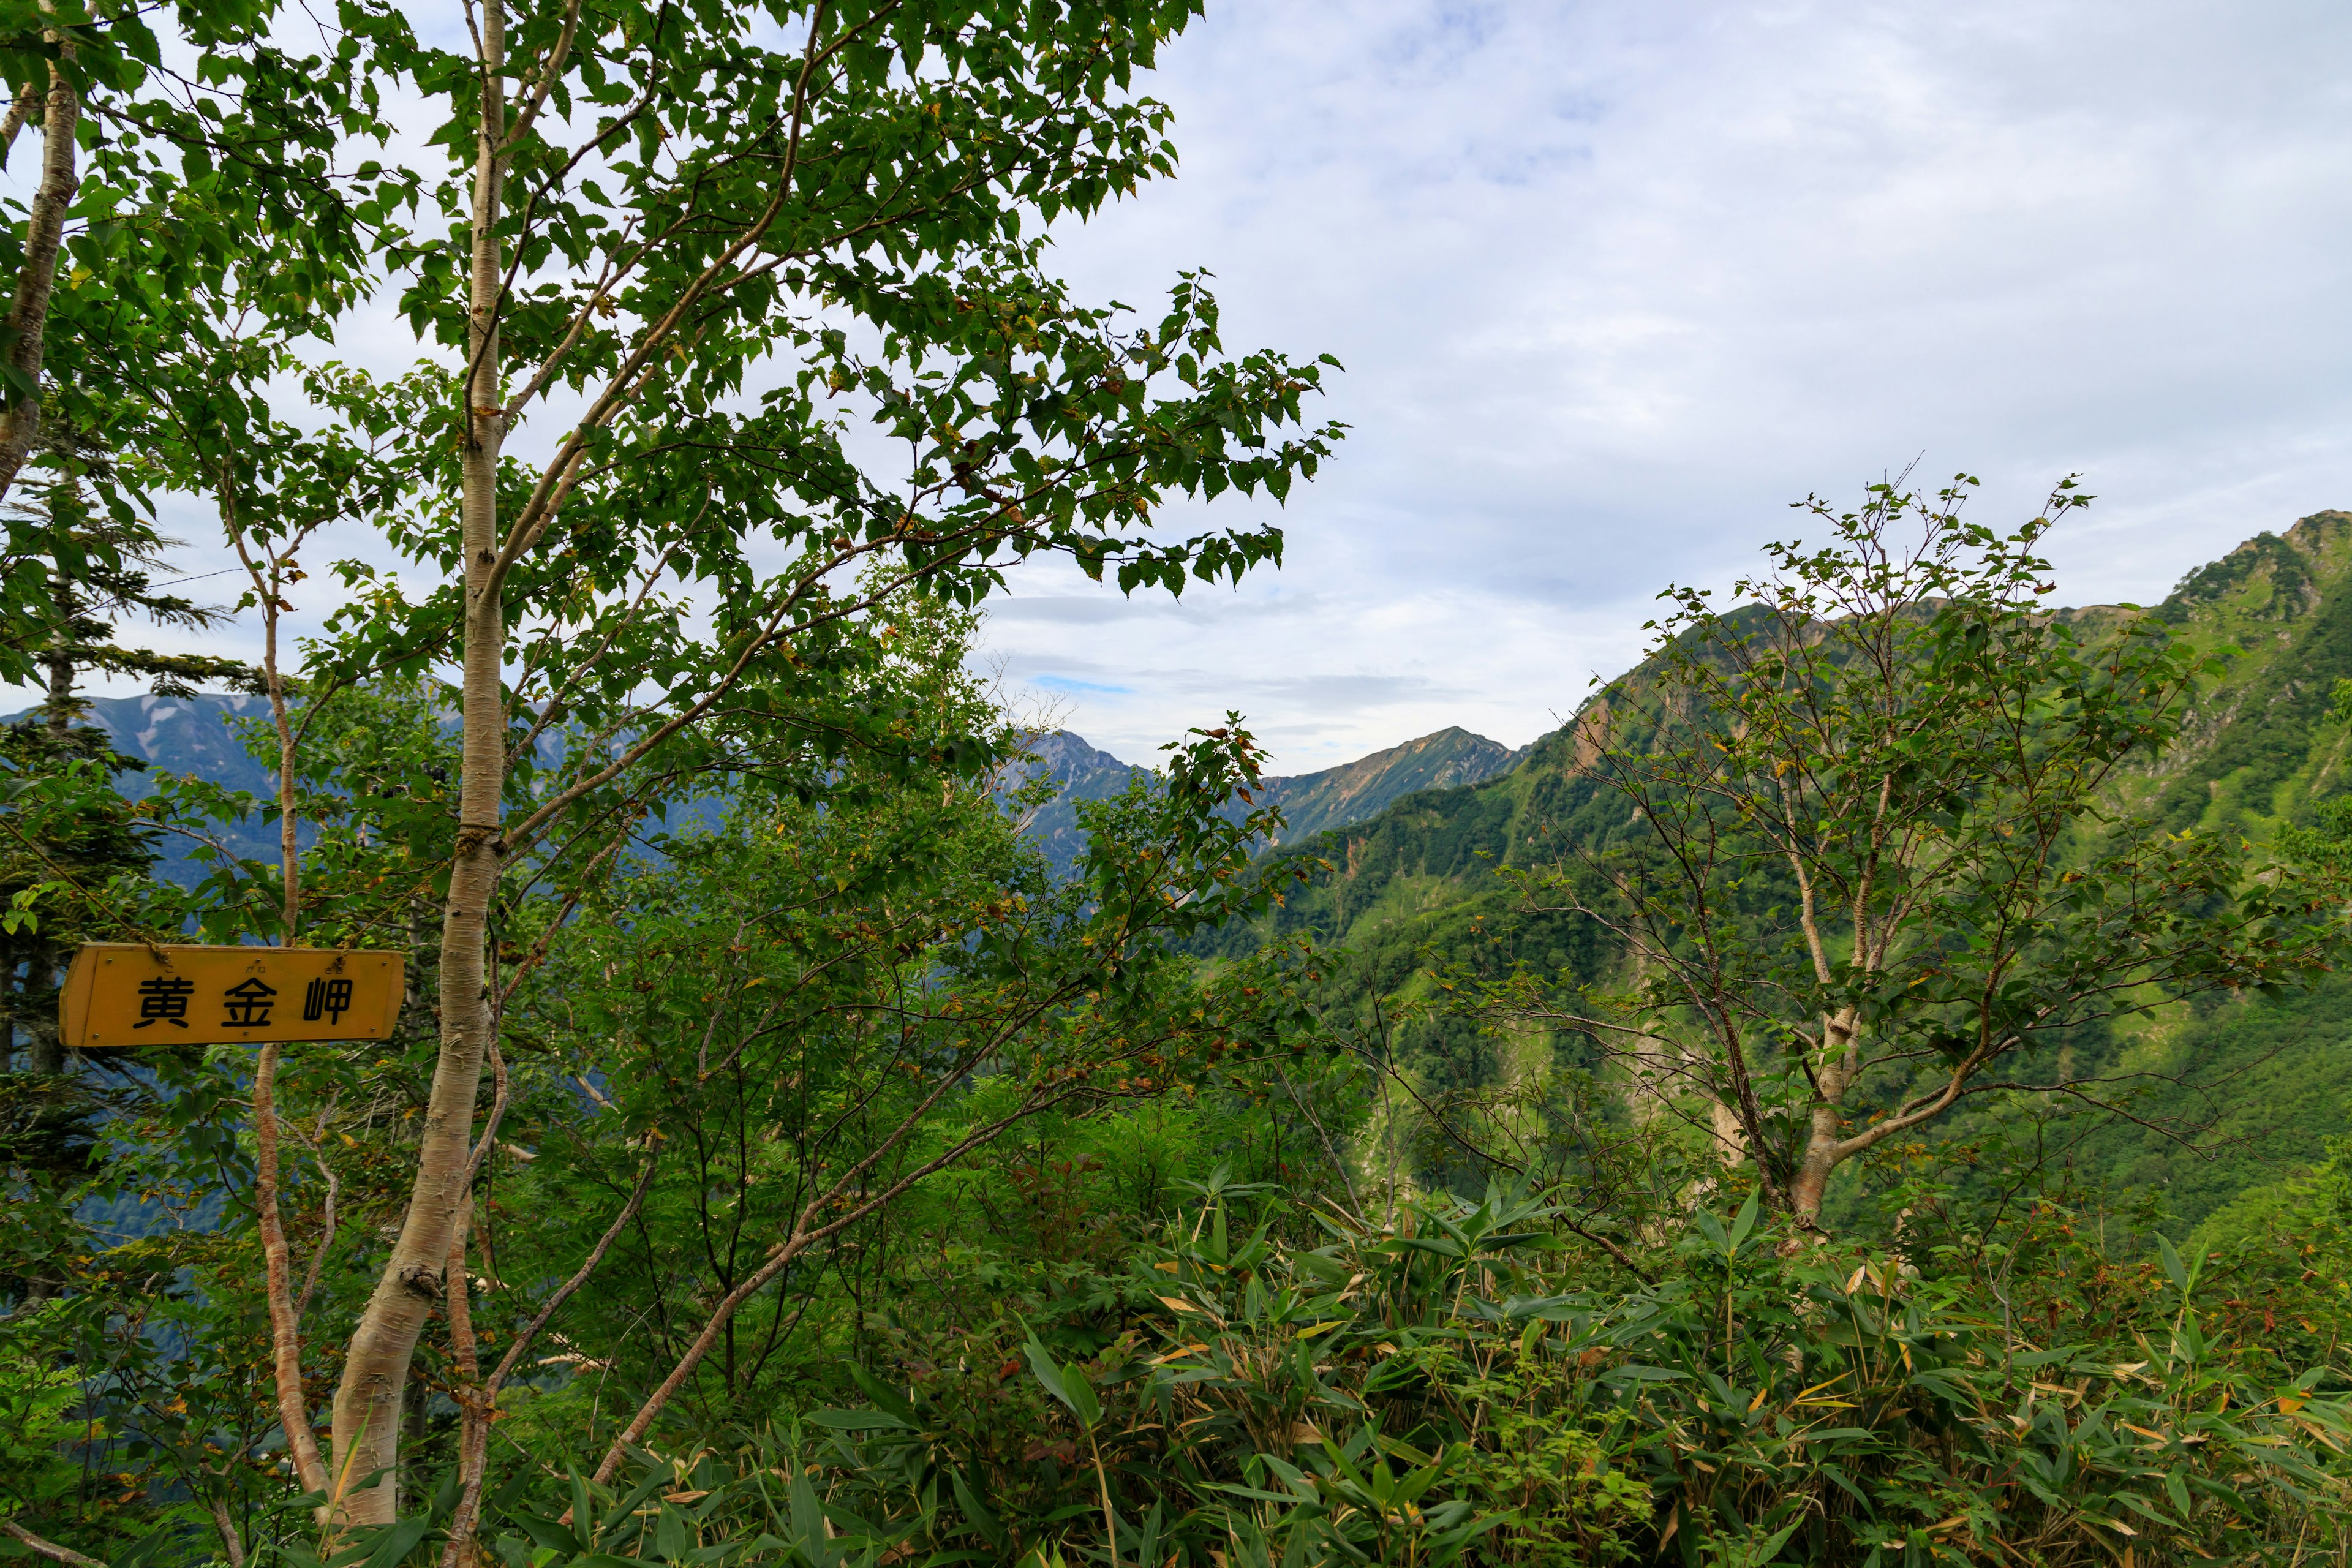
1001,730,1153,874
12,694,1523,883
4,693,281,881
27,692,277,796
1006,725,1525,875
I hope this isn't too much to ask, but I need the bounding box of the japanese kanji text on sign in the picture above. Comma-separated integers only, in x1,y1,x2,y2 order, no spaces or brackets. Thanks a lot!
61,945,405,1050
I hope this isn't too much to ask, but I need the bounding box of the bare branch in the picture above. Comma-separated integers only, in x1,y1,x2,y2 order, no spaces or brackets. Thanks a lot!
1,1520,102,1568
442,1160,657,1568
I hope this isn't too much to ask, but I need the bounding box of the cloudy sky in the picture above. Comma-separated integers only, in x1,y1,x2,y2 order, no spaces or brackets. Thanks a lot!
979,0,2352,769
50,0,2352,774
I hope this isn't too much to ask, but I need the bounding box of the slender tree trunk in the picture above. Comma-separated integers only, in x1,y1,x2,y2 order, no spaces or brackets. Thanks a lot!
0,81,41,163
402,1361,428,1506
21,938,60,1306
444,1197,485,1568
0,58,80,508
41,563,76,741
233,474,331,1506
326,8,509,1525
41,646,71,737
1785,1018,1858,1224
205,1499,246,1568
24,938,60,1074
1,1518,102,1568
262,576,300,935
255,1043,331,1496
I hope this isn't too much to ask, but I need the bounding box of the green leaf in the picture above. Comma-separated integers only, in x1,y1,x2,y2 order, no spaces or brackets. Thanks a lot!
2158,1234,2188,1293
511,1515,582,1556
1024,1337,1079,1415
949,1465,1006,1550
806,1408,913,1431
326,1514,430,1568
1063,1363,1102,1430
1728,1189,1760,1255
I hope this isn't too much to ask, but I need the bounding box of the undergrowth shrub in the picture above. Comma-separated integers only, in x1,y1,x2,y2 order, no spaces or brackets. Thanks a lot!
459,1172,2350,1566
274,1158,2352,1568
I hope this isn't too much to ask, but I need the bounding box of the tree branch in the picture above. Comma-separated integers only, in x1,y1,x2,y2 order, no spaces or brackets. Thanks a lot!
1,1520,102,1567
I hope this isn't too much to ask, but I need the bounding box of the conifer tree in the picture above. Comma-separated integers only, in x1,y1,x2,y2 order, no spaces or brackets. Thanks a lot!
3,419,254,739
0,418,254,1072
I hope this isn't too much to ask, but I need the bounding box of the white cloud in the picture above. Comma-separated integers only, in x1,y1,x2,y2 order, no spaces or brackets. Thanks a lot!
47,1,2352,774
987,0,2352,764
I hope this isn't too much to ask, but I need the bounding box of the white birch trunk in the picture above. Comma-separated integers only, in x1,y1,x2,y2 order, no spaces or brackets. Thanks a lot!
325,6,508,1522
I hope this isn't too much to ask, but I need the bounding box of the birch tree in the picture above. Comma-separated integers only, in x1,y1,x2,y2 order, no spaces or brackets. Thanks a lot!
1500,478,2347,1226
203,0,1343,1528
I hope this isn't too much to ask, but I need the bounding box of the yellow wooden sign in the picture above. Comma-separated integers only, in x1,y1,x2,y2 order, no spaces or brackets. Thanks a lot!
61,944,405,1051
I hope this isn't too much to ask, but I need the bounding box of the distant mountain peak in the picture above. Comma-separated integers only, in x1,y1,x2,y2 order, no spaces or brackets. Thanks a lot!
1004,724,1525,871
2162,510,2352,624
1257,726,1519,844
1013,728,1142,774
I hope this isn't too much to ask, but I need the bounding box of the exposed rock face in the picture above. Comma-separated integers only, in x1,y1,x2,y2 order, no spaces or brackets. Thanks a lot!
998,730,1153,876
43,691,276,794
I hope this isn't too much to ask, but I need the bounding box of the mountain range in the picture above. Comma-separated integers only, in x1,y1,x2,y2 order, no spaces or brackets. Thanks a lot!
1196,509,2352,1244
26,510,2352,1242
1007,724,1525,873
14,693,1531,884
12,692,284,879
40,692,278,800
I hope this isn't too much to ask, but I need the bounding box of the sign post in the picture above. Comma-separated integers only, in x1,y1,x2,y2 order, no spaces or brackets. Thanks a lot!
61,944,405,1051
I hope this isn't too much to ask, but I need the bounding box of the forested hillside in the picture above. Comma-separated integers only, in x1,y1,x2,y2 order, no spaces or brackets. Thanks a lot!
3,0,2348,1545
1198,509,2352,1238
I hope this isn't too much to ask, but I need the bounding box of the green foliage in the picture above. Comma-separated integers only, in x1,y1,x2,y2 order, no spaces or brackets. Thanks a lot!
1515,477,2352,1220
480,725,1298,1448
0,1304,102,1537
21,0,2352,1546
0,581,1351,1558
473,1155,2348,1567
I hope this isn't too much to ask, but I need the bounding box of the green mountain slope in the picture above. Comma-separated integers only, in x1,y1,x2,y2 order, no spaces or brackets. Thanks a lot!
1206,511,2352,1232
2138,510,2352,834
